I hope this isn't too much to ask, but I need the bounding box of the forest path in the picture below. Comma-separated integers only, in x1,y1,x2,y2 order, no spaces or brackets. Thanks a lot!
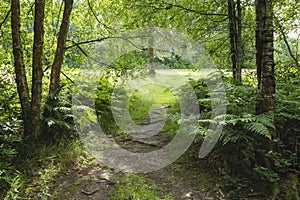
50,106,223,200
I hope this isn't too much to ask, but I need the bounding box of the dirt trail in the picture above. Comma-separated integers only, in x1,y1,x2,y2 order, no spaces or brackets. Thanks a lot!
50,106,223,199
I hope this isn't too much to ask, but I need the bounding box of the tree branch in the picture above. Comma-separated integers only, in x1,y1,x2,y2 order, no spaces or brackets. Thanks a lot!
208,37,229,54
66,36,144,50
275,17,300,73
43,58,75,84
67,39,110,67
158,1,227,16
0,8,11,31
86,0,114,31
66,37,110,49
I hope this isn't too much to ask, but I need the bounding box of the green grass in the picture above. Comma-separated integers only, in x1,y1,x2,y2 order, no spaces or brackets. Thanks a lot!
4,138,94,200
128,82,179,124
111,174,173,200
127,71,203,139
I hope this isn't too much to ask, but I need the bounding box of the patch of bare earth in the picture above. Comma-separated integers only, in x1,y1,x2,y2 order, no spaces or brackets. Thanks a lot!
50,163,121,199
118,134,224,200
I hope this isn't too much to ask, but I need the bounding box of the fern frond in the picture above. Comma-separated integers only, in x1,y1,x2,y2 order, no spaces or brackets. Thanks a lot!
256,113,275,129
245,122,271,139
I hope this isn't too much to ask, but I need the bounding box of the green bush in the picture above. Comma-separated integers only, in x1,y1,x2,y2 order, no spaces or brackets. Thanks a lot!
189,75,300,197
0,75,22,198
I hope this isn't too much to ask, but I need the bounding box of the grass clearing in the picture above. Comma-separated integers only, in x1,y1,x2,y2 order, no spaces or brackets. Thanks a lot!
111,174,173,200
125,69,207,138
128,69,206,121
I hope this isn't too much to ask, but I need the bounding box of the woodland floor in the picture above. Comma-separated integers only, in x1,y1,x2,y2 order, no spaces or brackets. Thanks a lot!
49,106,263,200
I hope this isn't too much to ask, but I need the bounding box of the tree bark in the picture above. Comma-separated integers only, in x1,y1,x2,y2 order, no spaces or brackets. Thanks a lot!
49,0,73,95
11,0,31,136
255,0,264,92
236,0,242,82
255,0,276,138
31,0,45,137
228,0,242,83
148,29,155,75
149,47,156,75
228,0,237,81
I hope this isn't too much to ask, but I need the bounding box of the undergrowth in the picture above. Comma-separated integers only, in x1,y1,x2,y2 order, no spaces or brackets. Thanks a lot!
3,138,93,200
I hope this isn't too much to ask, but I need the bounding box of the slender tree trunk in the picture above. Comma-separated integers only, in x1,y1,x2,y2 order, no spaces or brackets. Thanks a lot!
149,47,155,75
49,0,73,95
148,29,155,75
228,0,237,81
255,0,276,138
11,0,31,136
31,0,45,137
255,0,264,92
42,0,73,141
236,0,242,82
228,0,242,83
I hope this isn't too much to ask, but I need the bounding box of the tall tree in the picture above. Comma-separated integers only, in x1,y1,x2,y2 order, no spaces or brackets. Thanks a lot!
11,0,74,138
11,0,46,137
31,0,45,137
11,0,31,136
255,0,276,137
228,0,243,83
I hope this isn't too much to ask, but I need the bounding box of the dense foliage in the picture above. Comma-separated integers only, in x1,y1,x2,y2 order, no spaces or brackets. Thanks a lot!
0,0,300,199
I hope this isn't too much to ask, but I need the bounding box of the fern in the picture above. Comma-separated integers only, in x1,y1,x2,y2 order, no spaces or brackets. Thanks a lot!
225,114,255,126
256,113,276,129
44,118,73,130
244,113,275,139
43,95,75,132
245,122,271,139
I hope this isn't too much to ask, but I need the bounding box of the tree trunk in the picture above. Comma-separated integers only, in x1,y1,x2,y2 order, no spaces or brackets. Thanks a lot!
11,0,73,139
42,0,73,141
236,0,242,83
228,0,237,81
255,0,276,138
148,29,155,75
49,0,73,95
149,47,156,75
255,0,264,92
11,0,31,137
31,0,45,137
228,0,242,83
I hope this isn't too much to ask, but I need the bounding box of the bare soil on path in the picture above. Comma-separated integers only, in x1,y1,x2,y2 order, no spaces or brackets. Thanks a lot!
50,106,224,199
